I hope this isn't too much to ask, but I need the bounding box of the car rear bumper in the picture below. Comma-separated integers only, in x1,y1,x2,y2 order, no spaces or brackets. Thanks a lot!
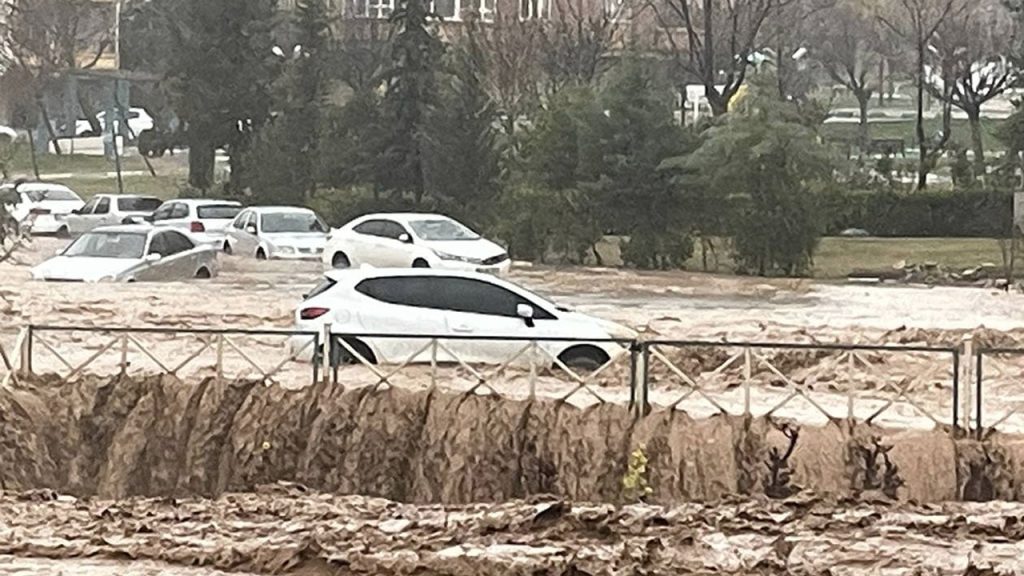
29,215,69,234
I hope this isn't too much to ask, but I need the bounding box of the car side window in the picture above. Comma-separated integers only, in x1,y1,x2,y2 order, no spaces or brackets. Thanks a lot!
163,230,194,254
356,277,554,319
152,204,174,221
353,220,382,237
148,233,169,256
94,197,110,215
80,197,99,214
379,220,408,241
170,203,189,219
232,211,248,230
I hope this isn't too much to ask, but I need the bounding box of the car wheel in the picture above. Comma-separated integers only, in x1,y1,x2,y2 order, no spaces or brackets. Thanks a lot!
412,258,430,268
195,267,212,279
332,252,351,269
222,241,233,255
328,337,377,366
557,346,610,373
56,226,70,239
256,248,267,260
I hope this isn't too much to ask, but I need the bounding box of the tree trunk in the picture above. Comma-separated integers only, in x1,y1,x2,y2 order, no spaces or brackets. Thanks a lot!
856,92,870,151
707,90,729,116
966,106,985,169
878,58,886,107
916,43,928,191
188,134,215,192
36,97,62,156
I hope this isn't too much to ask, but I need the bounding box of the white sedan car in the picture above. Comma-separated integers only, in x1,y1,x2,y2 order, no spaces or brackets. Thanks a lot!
63,194,162,236
1,182,85,236
322,213,511,275
224,206,328,260
291,268,634,370
31,225,219,282
150,199,242,248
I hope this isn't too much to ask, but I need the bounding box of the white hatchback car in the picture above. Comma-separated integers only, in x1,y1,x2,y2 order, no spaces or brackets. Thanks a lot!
291,268,634,370
1,182,85,236
224,206,329,260
150,199,242,248
63,194,163,236
322,213,511,275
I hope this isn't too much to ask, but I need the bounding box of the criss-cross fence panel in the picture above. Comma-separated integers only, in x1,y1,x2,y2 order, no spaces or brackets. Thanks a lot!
639,340,959,433
24,326,321,385
324,332,635,405
974,348,1024,438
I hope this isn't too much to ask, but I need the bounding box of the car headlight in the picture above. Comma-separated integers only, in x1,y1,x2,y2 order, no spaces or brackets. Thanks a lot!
434,250,481,264
97,275,117,282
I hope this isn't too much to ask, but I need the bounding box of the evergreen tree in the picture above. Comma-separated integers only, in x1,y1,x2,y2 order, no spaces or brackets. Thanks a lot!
423,32,501,227
167,0,278,192
377,0,444,202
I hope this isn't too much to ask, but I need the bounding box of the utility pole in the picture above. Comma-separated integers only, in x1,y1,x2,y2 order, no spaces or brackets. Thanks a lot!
114,0,123,70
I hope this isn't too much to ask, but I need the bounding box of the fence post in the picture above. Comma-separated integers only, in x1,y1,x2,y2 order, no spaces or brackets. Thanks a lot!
952,350,960,436
846,351,856,421
216,334,224,384
321,324,332,386
976,349,984,441
636,342,650,417
962,335,974,434
743,346,752,416
21,325,32,377
430,339,439,392
528,341,537,401
311,332,320,387
119,335,129,376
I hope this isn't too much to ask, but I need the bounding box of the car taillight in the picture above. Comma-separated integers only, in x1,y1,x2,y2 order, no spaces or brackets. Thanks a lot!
300,307,330,320
190,221,205,233
29,208,50,215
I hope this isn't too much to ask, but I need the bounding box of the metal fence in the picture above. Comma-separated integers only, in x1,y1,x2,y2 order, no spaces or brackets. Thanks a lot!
0,323,1005,437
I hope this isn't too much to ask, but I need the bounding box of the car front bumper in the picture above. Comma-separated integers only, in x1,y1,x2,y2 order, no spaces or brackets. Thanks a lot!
434,258,512,276
271,248,324,261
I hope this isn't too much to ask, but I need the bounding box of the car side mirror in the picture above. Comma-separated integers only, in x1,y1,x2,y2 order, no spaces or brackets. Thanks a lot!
246,224,257,235
398,233,412,244
145,252,162,262
517,303,535,328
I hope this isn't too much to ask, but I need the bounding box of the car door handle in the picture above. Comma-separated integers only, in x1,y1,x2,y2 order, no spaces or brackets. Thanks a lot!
451,324,473,333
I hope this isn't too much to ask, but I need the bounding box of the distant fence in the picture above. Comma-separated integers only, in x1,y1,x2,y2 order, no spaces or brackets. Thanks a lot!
0,324,1015,438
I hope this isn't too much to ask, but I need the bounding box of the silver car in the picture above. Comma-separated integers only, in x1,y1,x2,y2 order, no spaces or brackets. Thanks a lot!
225,206,328,260
31,225,220,282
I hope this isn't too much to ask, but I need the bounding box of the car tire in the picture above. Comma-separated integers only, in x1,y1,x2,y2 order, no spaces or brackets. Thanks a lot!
558,346,610,373
412,258,430,268
195,267,212,279
332,252,351,269
256,248,267,260
223,242,233,255
55,226,70,239
328,337,377,366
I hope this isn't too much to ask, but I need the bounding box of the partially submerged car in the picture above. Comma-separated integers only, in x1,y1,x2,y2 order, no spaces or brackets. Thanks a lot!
1,182,85,236
322,213,510,275
32,225,219,282
150,199,242,248
225,206,328,260
291,268,634,370
63,194,163,236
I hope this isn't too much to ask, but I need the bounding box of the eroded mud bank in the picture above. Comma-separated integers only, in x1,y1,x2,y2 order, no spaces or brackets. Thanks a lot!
0,375,1014,503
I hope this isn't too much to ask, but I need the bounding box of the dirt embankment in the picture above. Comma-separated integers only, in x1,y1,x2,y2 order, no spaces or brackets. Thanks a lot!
4,375,1024,506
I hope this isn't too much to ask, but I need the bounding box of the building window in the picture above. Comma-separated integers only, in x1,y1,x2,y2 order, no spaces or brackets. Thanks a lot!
430,0,457,19
603,0,631,21
519,0,549,20
354,0,394,18
478,0,495,21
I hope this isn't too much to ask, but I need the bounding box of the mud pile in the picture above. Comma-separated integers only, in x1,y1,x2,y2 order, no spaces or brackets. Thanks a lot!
0,375,1016,505
4,487,1024,575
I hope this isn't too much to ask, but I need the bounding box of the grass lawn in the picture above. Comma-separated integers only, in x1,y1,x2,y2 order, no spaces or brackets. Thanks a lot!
811,237,1006,278
820,117,1006,153
59,174,184,200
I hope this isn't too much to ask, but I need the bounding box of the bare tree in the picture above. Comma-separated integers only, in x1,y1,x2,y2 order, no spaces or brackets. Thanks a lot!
809,0,884,147
0,0,113,155
648,0,794,116
879,0,968,189
467,14,543,139
926,0,1017,169
537,0,623,92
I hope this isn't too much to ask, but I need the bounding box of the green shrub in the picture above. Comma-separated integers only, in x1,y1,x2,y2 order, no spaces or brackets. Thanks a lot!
821,187,1013,237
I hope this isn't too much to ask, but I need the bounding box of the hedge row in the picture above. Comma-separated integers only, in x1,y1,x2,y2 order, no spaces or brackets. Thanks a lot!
820,188,1015,238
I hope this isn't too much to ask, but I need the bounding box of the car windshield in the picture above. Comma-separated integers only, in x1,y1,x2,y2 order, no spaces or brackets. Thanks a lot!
63,232,147,259
408,219,479,241
24,188,78,202
118,197,162,212
197,205,242,219
262,212,327,233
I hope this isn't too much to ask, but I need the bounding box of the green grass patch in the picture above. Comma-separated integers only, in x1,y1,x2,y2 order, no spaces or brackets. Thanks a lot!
820,117,1006,153
57,174,184,200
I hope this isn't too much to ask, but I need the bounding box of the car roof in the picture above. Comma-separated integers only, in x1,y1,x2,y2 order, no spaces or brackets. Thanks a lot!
97,194,160,199
5,182,74,192
88,224,155,234
169,199,241,207
247,206,314,214
324,267,495,284
355,212,450,224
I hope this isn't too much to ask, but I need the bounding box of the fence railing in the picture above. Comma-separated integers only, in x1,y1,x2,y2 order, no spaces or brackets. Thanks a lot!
2,323,1015,437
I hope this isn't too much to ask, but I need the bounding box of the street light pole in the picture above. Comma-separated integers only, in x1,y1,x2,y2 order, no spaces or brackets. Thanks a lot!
114,0,123,70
